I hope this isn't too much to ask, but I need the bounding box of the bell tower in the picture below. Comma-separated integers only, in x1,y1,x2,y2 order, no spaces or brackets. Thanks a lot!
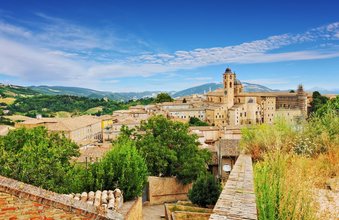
223,67,235,108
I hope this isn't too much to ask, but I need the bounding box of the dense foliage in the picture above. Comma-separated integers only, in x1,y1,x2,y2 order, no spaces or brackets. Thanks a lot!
0,127,79,193
123,115,211,184
188,173,221,207
154,92,173,103
69,137,148,200
189,117,209,126
7,95,156,117
310,91,329,113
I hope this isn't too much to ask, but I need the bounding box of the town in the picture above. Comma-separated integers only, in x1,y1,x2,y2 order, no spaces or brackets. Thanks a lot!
0,0,338,219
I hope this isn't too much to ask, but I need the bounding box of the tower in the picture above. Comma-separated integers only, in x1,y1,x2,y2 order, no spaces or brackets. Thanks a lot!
297,84,307,116
223,67,235,108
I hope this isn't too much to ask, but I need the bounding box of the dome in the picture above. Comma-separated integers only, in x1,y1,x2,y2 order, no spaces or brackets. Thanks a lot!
225,67,232,73
234,79,242,85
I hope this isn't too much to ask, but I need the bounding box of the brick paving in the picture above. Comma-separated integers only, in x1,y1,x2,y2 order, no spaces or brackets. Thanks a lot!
209,155,257,220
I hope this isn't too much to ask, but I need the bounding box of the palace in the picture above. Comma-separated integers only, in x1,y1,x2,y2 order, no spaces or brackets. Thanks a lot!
204,67,307,127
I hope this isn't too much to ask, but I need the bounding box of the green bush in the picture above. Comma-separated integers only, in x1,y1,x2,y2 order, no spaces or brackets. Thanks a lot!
188,173,221,208
189,117,209,126
81,137,148,201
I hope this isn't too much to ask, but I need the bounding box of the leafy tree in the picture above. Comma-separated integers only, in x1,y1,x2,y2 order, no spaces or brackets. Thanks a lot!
188,173,221,207
154,93,173,103
0,127,79,193
310,91,329,113
189,117,209,126
127,115,211,184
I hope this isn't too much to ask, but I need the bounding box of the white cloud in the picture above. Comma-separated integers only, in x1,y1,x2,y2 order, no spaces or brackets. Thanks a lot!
0,17,338,88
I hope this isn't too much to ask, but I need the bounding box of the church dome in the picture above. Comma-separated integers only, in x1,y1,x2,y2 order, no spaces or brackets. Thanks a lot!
225,67,232,73
234,79,242,85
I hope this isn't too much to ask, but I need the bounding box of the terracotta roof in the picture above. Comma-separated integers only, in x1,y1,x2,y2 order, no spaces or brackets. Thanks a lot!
219,139,240,157
19,116,101,132
190,126,220,131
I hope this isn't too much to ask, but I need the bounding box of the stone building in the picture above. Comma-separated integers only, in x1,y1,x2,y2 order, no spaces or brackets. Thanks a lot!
16,115,102,146
205,67,308,127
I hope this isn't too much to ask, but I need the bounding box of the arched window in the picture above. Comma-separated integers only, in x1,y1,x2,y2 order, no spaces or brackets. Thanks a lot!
230,82,232,88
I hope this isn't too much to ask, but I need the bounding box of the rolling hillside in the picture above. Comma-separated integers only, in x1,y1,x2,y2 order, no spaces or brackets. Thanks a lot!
30,86,163,101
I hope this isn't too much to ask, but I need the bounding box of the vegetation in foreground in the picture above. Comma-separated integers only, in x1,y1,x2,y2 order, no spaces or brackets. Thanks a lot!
0,115,209,201
241,96,339,219
188,173,221,208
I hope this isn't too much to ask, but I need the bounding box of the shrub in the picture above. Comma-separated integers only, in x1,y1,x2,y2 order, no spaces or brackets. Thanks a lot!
84,137,148,201
188,173,221,208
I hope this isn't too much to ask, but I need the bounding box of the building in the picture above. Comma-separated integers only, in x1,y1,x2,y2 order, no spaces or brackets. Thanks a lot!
16,115,102,146
205,67,308,127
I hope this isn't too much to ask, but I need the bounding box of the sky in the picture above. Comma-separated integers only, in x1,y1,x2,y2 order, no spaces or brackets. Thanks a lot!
0,0,338,92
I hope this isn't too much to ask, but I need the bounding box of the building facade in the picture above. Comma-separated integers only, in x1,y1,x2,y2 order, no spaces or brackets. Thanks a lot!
205,67,308,127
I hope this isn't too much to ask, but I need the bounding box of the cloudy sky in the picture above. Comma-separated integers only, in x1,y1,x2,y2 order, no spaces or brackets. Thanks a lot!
0,0,338,92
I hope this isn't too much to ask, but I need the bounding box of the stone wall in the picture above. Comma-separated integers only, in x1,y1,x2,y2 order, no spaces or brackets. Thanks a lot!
148,176,192,205
119,197,142,220
209,154,257,220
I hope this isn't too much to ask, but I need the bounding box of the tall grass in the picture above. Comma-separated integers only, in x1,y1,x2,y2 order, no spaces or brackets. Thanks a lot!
242,108,339,219
254,153,316,220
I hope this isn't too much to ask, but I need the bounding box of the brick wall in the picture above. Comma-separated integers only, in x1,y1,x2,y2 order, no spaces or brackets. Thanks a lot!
209,154,257,220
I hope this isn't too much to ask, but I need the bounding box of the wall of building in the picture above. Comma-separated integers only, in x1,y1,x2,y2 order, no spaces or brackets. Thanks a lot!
147,176,192,205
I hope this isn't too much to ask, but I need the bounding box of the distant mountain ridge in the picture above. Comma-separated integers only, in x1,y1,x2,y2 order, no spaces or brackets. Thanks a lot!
22,83,339,101
30,85,164,101
171,82,275,97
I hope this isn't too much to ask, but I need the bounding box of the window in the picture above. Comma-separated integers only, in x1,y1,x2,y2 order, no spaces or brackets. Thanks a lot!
230,82,232,88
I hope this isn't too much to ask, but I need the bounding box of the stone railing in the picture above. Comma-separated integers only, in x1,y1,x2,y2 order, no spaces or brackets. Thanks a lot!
209,154,257,220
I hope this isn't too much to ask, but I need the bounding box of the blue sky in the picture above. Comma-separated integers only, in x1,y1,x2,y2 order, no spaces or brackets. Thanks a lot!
0,0,338,92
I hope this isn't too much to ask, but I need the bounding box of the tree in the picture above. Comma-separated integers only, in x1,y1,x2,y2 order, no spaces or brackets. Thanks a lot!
83,137,148,201
129,115,211,184
188,173,221,207
310,91,329,113
0,127,80,193
189,117,209,126
154,93,173,103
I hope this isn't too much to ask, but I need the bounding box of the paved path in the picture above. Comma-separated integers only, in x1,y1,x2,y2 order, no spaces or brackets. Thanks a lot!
142,204,165,220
